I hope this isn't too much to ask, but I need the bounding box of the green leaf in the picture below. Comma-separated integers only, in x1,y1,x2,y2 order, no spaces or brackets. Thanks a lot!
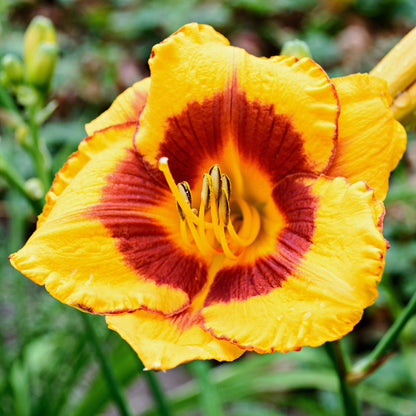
9,360,31,416
72,333,142,416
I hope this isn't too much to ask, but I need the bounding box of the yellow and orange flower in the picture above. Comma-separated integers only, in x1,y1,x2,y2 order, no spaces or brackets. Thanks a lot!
10,24,406,370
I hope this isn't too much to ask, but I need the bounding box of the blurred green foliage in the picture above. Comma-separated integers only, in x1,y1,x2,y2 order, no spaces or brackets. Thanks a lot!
1,1,416,415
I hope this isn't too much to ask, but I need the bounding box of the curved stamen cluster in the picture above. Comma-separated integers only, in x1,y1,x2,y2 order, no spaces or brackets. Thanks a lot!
158,157,261,260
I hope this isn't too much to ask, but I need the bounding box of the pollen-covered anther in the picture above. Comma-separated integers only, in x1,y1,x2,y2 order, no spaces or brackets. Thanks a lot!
219,187,230,226
178,181,192,206
221,174,231,199
177,181,192,221
209,164,222,200
201,174,211,211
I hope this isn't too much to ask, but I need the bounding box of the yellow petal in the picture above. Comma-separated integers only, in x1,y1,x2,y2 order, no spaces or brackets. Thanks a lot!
10,123,202,315
106,309,244,371
327,74,406,201
201,175,386,353
85,77,150,135
235,54,339,175
136,23,339,180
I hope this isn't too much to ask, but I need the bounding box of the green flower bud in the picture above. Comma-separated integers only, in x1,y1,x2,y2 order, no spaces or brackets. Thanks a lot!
1,54,24,84
24,16,58,89
24,16,57,68
26,42,58,89
281,39,312,59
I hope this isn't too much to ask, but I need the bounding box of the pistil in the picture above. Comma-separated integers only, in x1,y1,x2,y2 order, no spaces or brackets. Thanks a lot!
158,157,261,260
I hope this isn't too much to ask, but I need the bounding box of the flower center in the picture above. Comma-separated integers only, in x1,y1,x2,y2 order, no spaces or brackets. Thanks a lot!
158,157,261,260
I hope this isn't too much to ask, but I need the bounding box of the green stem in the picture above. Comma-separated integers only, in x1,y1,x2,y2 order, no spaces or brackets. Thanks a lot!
28,107,51,192
381,275,405,319
189,360,225,416
350,288,416,381
80,313,132,416
143,370,173,416
0,154,43,213
324,341,361,416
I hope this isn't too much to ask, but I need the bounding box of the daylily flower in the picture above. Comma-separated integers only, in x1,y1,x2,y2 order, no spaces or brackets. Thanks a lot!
10,24,406,370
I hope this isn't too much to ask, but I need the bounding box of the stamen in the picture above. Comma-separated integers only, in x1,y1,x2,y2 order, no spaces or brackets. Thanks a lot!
227,200,261,247
159,157,261,260
185,217,212,254
176,181,191,222
177,204,185,221
178,181,192,206
159,157,207,227
179,220,191,245
198,176,221,255
209,165,222,200
208,178,223,243
201,174,211,211
208,176,237,259
219,187,230,226
218,224,238,260
222,174,231,199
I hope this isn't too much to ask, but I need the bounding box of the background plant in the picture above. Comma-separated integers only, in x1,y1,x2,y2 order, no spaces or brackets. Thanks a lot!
1,1,416,415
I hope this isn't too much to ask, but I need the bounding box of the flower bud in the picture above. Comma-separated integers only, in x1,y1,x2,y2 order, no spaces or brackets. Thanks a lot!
23,16,58,89
371,27,416,123
26,42,58,89
391,82,416,127
371,27,416,100
24,16,57,67
1,54,24,84
281,39,311,59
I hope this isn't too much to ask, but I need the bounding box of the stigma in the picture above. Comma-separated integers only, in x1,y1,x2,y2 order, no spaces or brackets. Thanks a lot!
158,157,261,260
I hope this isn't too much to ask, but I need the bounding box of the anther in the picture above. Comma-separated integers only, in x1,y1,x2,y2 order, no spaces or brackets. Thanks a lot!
219,187,230,226
178,181,192,207
209,164,222,200
177,181,192,221
201,174,211,211
177,204,185,221
222,174,231,199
